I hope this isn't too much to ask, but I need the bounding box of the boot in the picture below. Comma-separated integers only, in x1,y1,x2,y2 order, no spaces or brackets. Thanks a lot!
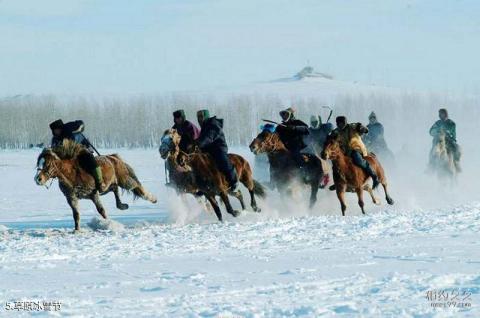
93,166,105,192
365,164,379,189
228,170,239,193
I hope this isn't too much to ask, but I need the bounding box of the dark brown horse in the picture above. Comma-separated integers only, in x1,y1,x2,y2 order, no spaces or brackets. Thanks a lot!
159,129,265,221
321,134,394,216
35,140,157,231
249,130,327,207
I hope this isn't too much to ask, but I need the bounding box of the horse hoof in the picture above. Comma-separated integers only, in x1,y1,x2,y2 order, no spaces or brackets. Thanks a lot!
254,207,261,213
117,203,129,210
387,197,394,205
73,229,82,234
230,210,240,217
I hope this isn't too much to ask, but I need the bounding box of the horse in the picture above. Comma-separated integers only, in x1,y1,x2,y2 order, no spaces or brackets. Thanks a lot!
429,130,459,181
159,129,265,221
35,140,157,231
249,129,327,208
321,133,394,216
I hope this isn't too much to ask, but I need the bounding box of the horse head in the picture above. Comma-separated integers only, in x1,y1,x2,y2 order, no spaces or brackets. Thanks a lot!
249,127,284,155
321,133,342,160
159,129,181,159
34,148,61,186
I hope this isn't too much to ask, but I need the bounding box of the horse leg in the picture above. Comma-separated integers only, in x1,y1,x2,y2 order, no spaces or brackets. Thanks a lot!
220,192,240,217
382,182,394,205
113,185,129,210
363,184,380,205
248,189,260,212
356,187,366,215
66,196,81,231
336,186,347,216
239,166,260,212
206,195,222,222
309,178,320,208
232,190,247,211
193,194,213,214
91,192,107,219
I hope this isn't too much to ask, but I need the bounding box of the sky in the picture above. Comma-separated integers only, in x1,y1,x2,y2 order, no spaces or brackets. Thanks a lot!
0,0,479,95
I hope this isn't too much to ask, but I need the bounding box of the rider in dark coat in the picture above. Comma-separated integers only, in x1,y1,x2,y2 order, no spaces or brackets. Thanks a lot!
429,108,460,171
172,109,200,153
363,112,393,159
196,109,238,191
307,115,333,154
49,119,104,192
275,107,310,168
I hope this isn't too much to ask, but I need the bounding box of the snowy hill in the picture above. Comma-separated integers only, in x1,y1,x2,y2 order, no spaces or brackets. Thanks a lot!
194,66,404,104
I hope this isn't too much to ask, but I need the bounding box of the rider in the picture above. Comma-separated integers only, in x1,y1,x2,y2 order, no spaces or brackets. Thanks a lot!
49,119,104,192
196,109,239,192
363,112,392,155
331,116,379,188
429,108,460,171
172,109,200,153
308,115,333,154
275,107,310,170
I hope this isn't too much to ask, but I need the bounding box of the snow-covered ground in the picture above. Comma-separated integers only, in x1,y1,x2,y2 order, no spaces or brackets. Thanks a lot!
0,148,479,317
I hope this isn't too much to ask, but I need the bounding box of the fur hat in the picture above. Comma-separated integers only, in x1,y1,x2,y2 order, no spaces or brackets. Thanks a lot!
197,109,210,120
439,108,448,117
336,116,347,125
173,109,186,120
280,107,296,121
49,119,64,131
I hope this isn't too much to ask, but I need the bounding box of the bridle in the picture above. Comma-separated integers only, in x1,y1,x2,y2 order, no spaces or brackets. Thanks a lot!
36,155,58,189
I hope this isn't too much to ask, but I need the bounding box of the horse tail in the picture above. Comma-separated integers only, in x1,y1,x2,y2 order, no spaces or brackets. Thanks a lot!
122,162,156,203
253,179,266,198
105,154,157,203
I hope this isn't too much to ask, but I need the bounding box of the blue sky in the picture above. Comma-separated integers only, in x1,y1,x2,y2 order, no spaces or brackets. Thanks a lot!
1,0,479,95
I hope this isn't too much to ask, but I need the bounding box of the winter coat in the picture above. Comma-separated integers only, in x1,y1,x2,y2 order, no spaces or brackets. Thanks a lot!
173,120,200,152
197,116,228,154
308,123,333,150
430,119,456,142
51,120,94,153
276,118,309,152
364,122,388,150
333,123,369,157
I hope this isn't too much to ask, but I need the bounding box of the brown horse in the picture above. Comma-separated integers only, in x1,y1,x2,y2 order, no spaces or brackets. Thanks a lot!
159,129,265,221
35,140,157,231
321,134,394,216
249,130,327,207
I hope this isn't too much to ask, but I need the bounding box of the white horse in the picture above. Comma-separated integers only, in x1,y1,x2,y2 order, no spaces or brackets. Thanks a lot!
429,130,460,182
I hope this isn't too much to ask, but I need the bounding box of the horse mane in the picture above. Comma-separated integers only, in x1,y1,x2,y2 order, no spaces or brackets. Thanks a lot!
52,139,85,159
266,131,288,152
